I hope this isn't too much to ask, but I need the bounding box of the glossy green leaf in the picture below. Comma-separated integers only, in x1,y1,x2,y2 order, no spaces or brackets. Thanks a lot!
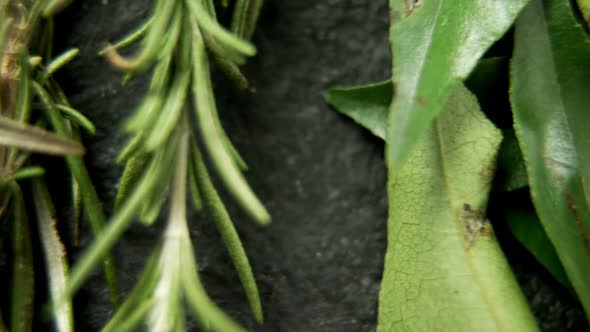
378,85,537,332
387,0,530,170
505,203,571,290
325,81,392,140
511,0,590,318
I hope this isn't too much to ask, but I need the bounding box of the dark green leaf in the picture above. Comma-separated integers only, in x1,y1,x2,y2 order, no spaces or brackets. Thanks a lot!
511,0,590,317
386,0,530,170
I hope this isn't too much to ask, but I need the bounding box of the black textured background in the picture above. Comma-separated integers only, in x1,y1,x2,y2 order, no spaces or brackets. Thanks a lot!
39,0,588,331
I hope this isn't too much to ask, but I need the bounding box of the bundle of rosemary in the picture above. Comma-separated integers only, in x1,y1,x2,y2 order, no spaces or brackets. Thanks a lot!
1,0,267,331
61,0,269,331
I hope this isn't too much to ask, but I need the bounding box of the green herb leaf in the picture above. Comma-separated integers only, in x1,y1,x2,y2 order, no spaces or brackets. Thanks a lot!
6,166,45,182
43,48,79,80
192,141,263,323
191,22,269,224
325,80,392,140
386,0,529,170
378,85,537,332
511,0,590,318
55,104,96,135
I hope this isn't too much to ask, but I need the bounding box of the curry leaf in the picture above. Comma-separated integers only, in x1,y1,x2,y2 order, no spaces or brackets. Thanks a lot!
387,0,530,170
511,0,590,318
378,85,537,332
325,80,392,140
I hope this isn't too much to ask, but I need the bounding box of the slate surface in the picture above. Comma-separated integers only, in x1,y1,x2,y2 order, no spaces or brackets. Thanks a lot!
40,0,588,331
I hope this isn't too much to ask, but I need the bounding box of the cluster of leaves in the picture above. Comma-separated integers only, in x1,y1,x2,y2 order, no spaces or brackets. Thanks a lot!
59,0,269,331
0,0,120,331
327,0,590,330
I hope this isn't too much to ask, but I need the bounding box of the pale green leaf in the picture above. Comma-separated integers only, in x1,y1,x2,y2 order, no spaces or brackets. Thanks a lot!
378,85,537,332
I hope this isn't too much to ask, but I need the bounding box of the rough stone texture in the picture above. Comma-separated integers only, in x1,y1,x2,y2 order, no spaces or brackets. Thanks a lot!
33,0,587,331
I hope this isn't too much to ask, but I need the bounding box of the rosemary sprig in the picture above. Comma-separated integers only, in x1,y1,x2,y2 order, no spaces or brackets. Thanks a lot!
1,0,121,328
64,0,269,330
